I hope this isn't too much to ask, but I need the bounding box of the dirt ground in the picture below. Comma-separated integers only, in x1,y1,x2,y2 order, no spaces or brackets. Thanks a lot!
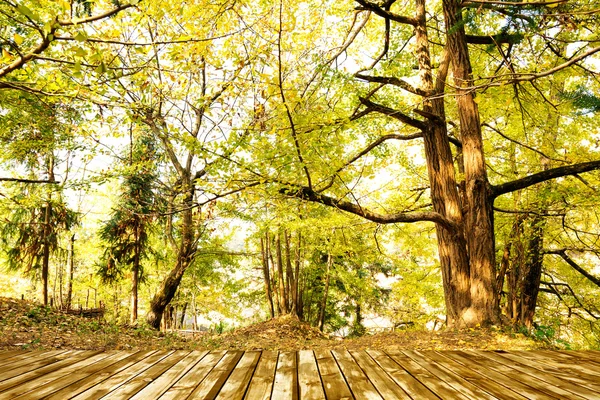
0,297,556,351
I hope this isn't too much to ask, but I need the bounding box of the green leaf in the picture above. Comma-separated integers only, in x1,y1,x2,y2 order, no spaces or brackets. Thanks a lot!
74,32,88,42
95,62,107,74
17,5,37,21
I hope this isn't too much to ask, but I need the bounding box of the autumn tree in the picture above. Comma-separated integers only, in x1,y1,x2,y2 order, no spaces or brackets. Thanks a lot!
232,0,600,327
0,95,79,304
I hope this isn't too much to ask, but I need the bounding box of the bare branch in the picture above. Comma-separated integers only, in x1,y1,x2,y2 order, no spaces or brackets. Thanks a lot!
355,74,430,97
547,250,600,288
277,0,311,189
359,97,427,130
354,0,418,25
464,46,600,91
491,160,600,198
281,185,458,231
462,0,567,6
57,3,135,26
465,33,524,45
483,123,566,163
317,133,422,191
0,177,58,184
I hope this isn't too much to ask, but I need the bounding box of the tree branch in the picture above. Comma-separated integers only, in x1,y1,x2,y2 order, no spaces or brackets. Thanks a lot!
359,97,427,130
0,177,58,184
317,133,422,191
354,0,418,25
465,33,524,45
355,74,430,97
547,250,600,288
491,161,600,198
462,0,567,6
281,185,457,231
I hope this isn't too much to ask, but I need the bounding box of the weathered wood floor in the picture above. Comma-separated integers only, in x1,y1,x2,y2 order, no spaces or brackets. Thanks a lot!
0,349,599,399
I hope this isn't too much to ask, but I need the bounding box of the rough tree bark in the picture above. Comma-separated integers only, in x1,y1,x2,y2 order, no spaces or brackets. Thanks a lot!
442,0,499,324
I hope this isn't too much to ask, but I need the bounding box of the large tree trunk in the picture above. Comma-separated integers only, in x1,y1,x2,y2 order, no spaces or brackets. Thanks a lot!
442,0,499,324
414,0,472,326
519,215,544,328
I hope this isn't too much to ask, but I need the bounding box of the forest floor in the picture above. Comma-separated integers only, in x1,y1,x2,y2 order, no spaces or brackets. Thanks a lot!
0,297,562,351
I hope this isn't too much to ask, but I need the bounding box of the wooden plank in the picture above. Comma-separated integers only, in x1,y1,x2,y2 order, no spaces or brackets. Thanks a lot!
0,350,71,379
502,351,600,392
0,350,27,363
45,351,157,400
510,350,600,382
491,350,600,392
349,350,410,399
216,351,261,400
367,350,438,399
332,349,382,399
456,350,575,399
428,351,528,400
187,350,243,399
159,350,226,400
314,349,353,400
9,351,127,399
404,350,498,400
297,350,325,400
537,350,600,374
99,350,190,399
476,351,597,399
440,351,557,400
0,350,97,395
70,350,175,400
272,351,298,400
130,350,209,399
244,350,279,400
386,350,469,399
569,350,600,365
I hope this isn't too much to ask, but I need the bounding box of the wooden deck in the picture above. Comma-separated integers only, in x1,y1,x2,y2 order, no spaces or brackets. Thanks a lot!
0,349,599,399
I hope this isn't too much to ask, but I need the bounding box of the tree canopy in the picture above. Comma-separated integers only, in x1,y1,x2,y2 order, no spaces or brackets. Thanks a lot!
1,0,600,346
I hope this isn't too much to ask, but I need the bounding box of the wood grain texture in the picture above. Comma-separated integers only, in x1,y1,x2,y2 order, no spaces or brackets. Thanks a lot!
0,349,599,399
244,350,278,400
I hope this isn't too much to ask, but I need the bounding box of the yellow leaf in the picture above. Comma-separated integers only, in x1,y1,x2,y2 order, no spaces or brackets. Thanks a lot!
74,31,87,42
14,33,24,46
2,48,11,59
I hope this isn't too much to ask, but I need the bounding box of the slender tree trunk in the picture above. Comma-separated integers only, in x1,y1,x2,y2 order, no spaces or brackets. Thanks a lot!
267,234,282,314
318,253,332,331
180,302,187,329
275,232,288,314
131,223,141,324
260,236,275,318
284,230,295,314
146,182,196,329
65,234,75,310
292,231,301,316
